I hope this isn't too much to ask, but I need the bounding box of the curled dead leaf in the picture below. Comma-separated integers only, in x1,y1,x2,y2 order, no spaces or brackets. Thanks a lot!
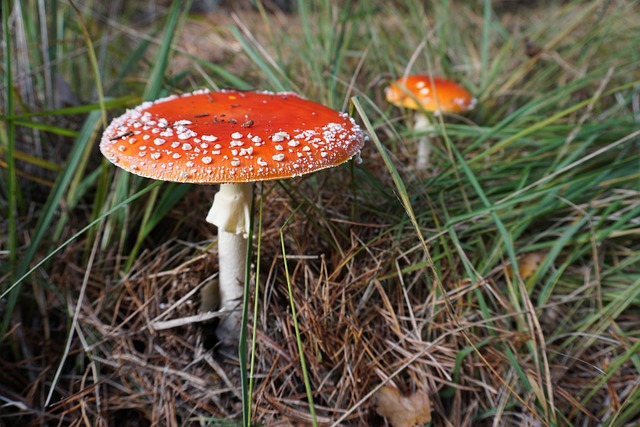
506,251,547,280
375,385,431,427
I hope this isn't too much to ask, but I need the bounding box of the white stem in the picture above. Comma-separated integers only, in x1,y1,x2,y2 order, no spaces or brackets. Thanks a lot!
215,229,247,345
206,182,252,347
414,113,434,169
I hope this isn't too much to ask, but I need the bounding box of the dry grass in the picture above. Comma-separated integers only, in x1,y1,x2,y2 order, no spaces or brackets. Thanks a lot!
5,177,637,425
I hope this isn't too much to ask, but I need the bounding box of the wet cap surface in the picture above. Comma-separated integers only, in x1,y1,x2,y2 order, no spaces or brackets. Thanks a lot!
100,89,365,183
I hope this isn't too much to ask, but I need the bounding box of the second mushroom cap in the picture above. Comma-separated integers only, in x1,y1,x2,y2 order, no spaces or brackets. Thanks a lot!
385,75,476,115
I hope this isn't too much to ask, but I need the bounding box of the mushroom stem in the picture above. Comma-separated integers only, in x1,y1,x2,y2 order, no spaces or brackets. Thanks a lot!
414,113,435,169
206,181,253,347
215,229,247,344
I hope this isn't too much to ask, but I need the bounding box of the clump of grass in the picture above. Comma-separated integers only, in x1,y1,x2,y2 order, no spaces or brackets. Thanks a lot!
1,0,639,426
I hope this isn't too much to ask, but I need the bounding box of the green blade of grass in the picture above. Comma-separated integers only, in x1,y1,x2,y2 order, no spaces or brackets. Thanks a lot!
124,182,192,271
143,0,192,101
239,186,256,427
229,26,289,92
1,0,17,287
0,96,138,120
248,185,265,423
67,0,106,128
2,111,104,334
123,0,192,269
280,207,317,427
1,180,161,300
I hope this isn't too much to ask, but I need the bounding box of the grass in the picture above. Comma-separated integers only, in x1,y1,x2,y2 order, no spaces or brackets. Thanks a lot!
1,0,639,425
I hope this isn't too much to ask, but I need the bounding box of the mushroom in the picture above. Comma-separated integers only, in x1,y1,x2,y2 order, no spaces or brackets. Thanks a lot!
100,89,365,347
385,75,476,168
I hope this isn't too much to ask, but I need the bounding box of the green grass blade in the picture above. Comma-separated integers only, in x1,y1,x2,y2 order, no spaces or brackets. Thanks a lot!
230,26,288,92
239,186,256,427
143,0,192,101
67,0,107,128
1,0,17,286
280,209,317,427
2,111,102,334
248,186,265,422
1,181,161,300
123,0,192,269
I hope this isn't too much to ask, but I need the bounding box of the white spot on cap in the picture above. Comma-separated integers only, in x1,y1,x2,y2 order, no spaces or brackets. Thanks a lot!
257,157,268,167
151,152,161,160
174,119,192,126
239,147,253,156
272,131,290,142
231,159,240,167
202,135,218,142
272,153,285,161
172,153,181,159
182,143,193,150
202,157,212,164
178,129,197,140
232,132,243,139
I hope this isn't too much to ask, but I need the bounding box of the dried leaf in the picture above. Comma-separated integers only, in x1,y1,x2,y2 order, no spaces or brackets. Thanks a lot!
375,385,431,427
506,251,546,280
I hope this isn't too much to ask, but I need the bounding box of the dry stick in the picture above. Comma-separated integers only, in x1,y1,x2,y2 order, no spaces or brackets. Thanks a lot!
341,44,371,113
45,215,105,408
554,194,603,311
518,277,556,424
402,36,428,81
147,272,217,324
560,67,615,158
151,312,223,331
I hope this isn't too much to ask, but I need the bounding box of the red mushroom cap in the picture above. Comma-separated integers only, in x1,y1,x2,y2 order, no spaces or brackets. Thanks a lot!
100,89,365,183
385,75,476,114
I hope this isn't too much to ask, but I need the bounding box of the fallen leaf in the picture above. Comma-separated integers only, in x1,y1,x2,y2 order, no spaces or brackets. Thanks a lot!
506,251,546,280
375,385,431,427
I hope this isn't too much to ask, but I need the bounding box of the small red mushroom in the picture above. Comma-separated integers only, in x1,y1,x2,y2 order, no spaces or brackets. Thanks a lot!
386,75,476,168
100,89,365,347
